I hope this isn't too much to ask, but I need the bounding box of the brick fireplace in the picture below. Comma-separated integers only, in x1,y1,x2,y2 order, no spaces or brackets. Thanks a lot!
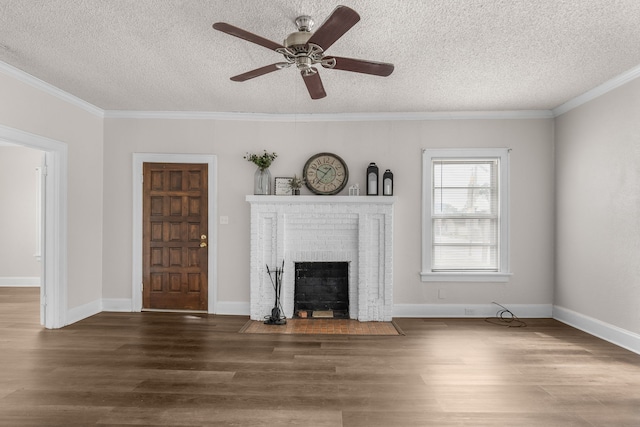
246,196,394,322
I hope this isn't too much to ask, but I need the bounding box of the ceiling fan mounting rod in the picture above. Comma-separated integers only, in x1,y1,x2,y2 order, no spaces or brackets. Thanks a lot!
295,15,314,32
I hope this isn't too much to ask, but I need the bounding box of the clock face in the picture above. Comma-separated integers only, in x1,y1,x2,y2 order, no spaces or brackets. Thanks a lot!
303,152,349,195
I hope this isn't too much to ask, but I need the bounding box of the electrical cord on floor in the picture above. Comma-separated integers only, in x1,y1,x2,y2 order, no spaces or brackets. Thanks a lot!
484,301,527,328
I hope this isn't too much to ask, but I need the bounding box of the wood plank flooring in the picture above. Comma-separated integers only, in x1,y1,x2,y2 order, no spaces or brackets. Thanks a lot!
1,287,640,426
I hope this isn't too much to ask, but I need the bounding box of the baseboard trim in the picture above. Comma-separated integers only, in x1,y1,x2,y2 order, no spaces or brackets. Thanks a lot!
66,298,101,326
102,298,133,312
63,300,640,356
98,299,249,315
0,277,41,287
99,301,552,319
393,303,553,318
553,306,640,355
215,301,250,316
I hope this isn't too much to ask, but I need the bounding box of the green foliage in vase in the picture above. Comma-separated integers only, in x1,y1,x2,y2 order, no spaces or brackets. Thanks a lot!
244,150,277,170
289,174,304,189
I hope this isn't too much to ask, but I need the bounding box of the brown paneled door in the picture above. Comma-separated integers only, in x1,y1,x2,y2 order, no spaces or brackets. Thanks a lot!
143,163,208,311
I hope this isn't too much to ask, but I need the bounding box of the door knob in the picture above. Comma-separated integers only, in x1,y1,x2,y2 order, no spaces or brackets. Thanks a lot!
200,234,207,240
200,242,207,248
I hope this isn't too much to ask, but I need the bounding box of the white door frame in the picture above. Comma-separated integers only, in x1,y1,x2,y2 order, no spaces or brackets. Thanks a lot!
132,153,218,313
0,124,68,329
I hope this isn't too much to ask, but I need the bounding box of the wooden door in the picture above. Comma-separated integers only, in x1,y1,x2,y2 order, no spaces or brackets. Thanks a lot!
143,163,208,310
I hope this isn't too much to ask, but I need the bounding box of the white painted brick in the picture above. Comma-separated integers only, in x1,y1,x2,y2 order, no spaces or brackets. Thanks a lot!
247,197,394,321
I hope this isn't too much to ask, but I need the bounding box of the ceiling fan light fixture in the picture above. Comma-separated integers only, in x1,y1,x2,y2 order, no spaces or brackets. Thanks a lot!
296,56,313,72
283,31,313,50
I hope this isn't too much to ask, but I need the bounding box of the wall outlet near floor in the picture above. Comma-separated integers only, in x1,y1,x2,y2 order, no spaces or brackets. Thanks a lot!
464,308,475,316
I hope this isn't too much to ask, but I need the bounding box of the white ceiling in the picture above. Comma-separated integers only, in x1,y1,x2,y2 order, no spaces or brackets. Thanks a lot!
1,0,640,114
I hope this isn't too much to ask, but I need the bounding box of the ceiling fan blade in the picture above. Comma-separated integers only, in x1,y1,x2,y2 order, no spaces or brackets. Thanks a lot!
230,63,284,82
307,6,360,50
326,56,394,76
301,69,326,99
213,22,284,51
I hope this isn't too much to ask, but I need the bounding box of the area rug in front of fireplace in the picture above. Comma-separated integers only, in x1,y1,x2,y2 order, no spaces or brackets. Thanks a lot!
239,319,403,336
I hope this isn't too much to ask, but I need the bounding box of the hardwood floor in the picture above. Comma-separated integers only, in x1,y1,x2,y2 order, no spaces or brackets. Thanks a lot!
1,287,640,426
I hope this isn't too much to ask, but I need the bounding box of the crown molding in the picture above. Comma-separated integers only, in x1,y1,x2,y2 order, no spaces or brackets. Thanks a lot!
103,109,553,121
0,61,104,118
553,64,640,117
4,58,639,122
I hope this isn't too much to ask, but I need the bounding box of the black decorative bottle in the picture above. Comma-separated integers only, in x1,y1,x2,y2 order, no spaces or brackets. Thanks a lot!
383,169,393,196
367,163,379,195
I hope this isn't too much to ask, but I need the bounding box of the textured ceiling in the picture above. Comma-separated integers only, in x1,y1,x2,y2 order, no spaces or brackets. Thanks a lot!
1,0,640,114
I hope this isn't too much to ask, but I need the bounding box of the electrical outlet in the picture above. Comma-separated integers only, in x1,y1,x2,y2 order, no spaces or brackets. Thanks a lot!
464,308,475,316
438,289,446,299
219,216,229,224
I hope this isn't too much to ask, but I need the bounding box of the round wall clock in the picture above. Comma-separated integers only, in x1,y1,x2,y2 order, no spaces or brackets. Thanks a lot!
303,152,349,195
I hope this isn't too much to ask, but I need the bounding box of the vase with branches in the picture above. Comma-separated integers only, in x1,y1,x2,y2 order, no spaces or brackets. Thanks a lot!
245,151,277,195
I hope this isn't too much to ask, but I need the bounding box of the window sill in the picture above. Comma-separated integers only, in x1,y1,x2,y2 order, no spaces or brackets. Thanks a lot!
420,272,512,282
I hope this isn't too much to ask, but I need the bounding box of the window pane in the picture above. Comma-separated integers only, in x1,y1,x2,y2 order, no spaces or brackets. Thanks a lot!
431,158,500,271
433,218,497,244
433,160,498,217
432,245,498,270
433,161,495,188
433,188,496,215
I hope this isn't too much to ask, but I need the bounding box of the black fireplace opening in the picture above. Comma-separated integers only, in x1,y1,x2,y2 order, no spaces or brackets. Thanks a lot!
294,262,349,319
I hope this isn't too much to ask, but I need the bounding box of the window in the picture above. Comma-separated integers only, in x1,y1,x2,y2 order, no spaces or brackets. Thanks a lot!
421,148,511,282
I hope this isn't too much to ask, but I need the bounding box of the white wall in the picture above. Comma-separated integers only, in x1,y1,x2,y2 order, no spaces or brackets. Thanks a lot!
555,77,640,336
0,71,104,313
2,54,639,345
103,117,555,314
0,63,557,321
0,145,42,282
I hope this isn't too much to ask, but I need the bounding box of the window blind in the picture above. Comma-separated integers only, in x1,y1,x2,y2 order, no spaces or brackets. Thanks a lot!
432,159,500,271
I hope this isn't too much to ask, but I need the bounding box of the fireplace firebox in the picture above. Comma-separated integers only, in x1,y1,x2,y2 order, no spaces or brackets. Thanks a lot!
294,262,349,318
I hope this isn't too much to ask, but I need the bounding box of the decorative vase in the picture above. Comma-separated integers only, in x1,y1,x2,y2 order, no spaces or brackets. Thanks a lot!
254,167,272,195
293,188,300,196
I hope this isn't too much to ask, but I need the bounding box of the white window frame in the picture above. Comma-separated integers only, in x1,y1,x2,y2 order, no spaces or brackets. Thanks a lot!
421,148,511,282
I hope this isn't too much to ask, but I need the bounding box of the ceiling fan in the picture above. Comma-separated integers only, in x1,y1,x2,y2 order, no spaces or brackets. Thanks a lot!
212,5,394,99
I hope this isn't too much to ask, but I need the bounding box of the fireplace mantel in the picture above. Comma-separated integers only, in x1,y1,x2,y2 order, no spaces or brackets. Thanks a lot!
246,195,394,322
246,195,395,205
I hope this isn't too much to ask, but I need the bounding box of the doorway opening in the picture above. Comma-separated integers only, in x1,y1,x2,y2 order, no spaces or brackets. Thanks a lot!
0,124,68,329
0,143,43,314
